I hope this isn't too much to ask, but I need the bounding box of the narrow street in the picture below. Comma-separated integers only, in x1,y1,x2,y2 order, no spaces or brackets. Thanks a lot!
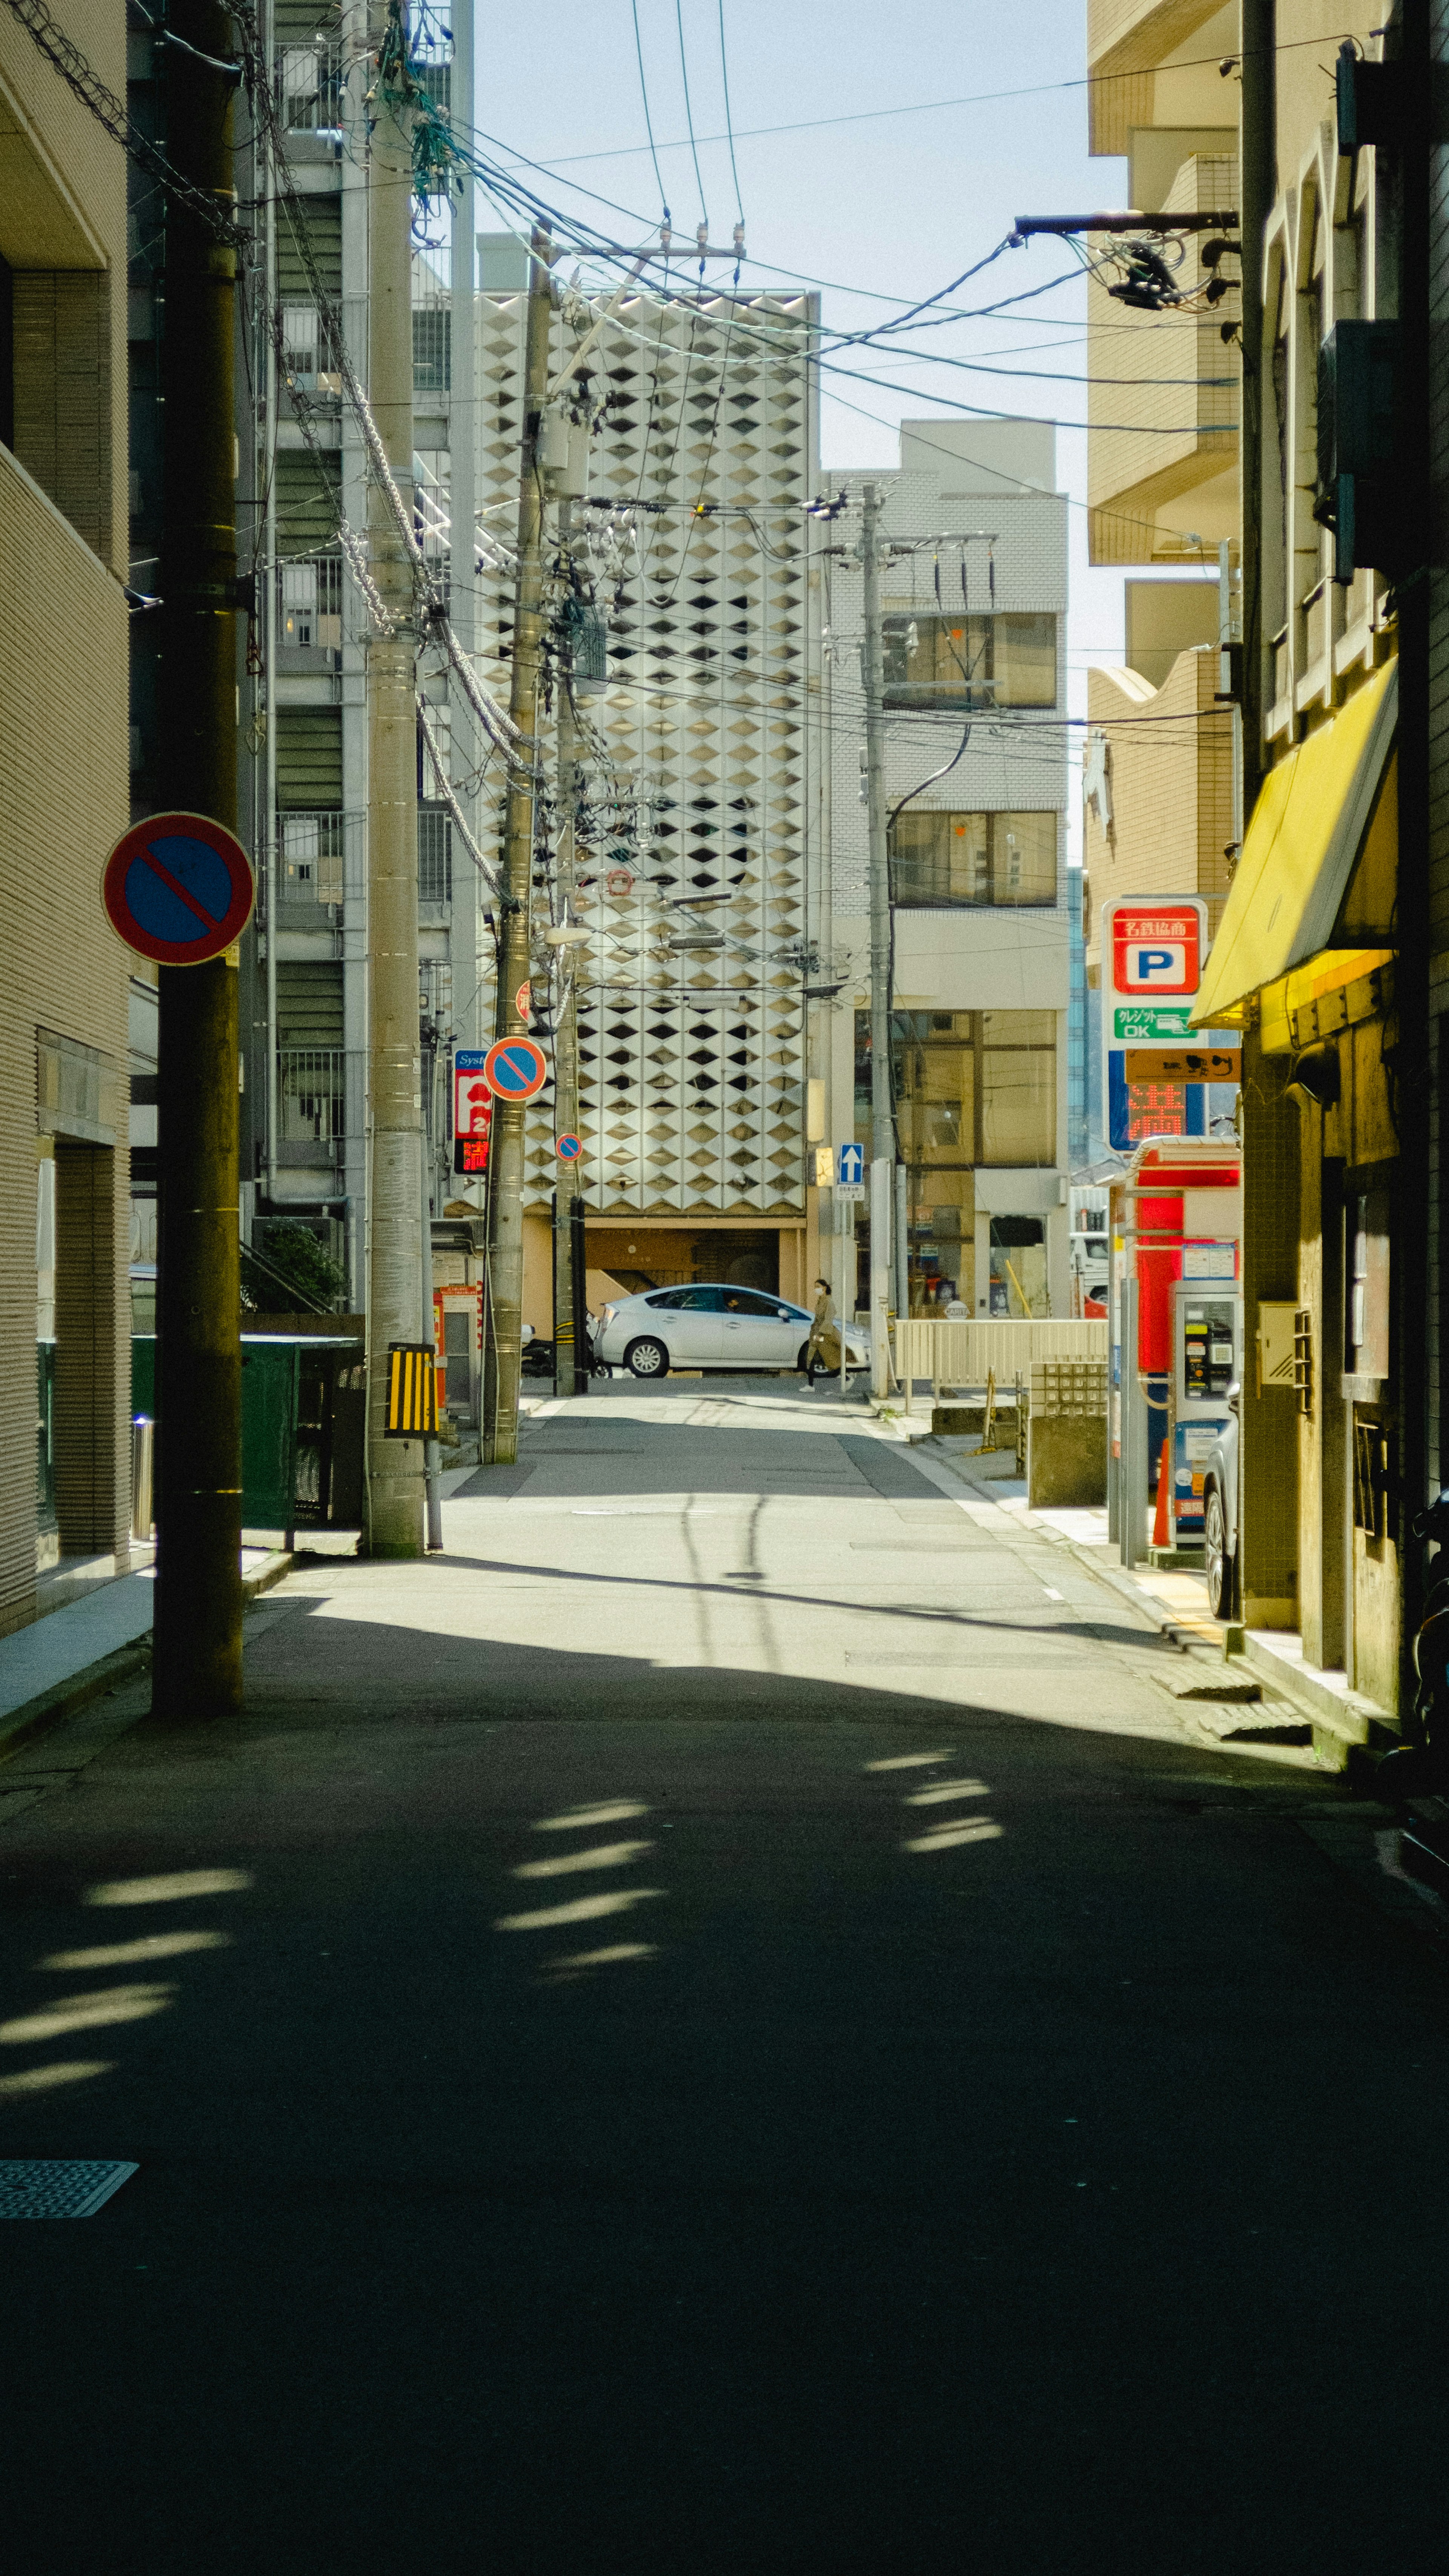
3,1386,1449,2568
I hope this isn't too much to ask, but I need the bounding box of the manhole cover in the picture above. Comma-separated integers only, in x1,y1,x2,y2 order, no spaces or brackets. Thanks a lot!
0,2161,137,2219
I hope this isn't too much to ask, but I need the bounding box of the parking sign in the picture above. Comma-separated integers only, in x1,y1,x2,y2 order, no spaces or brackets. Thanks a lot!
1102,898,1231,1151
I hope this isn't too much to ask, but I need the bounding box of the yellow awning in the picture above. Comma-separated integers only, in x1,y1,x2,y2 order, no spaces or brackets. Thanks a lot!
1189,658,1397,1028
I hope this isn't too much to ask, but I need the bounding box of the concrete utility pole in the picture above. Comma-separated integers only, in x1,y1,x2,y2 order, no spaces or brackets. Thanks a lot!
362,3,424,1555
1237,0,1275,818
151,0,244,1718
552,499,587,1400
861,481,893,1399
483,226,554,1464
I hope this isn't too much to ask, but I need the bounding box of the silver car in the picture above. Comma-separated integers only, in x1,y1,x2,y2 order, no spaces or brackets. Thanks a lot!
596,1283,868,1380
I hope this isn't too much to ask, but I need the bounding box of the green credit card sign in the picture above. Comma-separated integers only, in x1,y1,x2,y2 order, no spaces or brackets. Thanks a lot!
1112,1004,1237,1044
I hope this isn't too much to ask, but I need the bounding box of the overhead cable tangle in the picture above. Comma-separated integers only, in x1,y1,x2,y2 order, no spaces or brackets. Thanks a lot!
418,697,499,896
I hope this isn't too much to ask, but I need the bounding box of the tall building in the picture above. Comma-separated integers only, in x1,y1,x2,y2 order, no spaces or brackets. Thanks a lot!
820,419,1071,1317
1,0,134,1631
467,255,822,1313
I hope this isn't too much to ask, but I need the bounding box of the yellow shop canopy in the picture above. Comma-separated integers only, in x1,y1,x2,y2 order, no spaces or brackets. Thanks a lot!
1190,658,1397,1027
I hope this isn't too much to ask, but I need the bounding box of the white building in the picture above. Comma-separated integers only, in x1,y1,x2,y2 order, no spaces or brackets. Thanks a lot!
468,251,823,1318
819,418,1071,1317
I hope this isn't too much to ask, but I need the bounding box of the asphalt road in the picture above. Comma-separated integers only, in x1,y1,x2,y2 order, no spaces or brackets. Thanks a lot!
3,1379,1447,2571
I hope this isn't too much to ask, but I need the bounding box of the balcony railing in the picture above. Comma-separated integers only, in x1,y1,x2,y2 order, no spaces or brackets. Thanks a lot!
280,554,343,652
277,41,345,134
279,811,346,908
277,1048,351,1165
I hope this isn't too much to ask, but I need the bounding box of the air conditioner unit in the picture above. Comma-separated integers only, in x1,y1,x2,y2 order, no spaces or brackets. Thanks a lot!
1315,320,1402,583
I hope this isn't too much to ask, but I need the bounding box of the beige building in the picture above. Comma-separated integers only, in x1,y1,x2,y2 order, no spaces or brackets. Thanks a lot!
1,0,132,1632
1081,3,1242,1044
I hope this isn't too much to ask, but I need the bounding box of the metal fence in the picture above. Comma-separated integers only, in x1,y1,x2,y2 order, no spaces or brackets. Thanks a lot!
278,1049,348,1160
279,811,346,907
277,41,345,132
891,1316,1108,1407
280,555,343,651
418,805,452,905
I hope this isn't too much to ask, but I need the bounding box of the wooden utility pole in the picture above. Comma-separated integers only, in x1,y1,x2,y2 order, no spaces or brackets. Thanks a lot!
151,0,244,1717
361,3,424,1555
483,227,553,1464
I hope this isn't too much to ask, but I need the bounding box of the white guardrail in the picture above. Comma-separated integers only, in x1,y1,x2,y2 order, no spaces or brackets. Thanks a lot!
889,1316,1109,1406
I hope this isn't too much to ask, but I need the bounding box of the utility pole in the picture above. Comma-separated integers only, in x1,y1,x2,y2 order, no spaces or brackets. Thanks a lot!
861,481,893,1399
362,1,424,1555
552,498,586,1400
151,0,244,1718
483,226,553,1464
1238,0,1274,819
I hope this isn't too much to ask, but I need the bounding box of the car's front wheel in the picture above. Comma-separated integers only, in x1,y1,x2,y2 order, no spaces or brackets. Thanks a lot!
624,1335,669,1380
1204,1482,1234,1620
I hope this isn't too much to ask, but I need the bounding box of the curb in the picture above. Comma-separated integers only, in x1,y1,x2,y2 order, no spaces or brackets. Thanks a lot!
0,1637,154,1767
0,1550,294,1771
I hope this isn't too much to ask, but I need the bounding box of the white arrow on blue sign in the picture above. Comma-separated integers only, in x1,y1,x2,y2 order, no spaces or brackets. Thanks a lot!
835,1142,864,1186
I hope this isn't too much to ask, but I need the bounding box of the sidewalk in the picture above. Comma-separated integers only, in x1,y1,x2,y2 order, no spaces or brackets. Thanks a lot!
0,1546,290,1759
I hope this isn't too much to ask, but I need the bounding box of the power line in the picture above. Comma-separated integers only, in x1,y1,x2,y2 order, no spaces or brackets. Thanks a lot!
717,0,744,229
511,28,1363,172
674,0,708,236
629,0,670,222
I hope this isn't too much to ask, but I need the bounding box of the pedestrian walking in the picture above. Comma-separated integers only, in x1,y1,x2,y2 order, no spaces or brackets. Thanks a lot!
803,1277,838,1388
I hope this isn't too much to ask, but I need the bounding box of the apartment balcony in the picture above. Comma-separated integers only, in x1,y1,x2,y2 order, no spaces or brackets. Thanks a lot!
1086,1,1232,155
1086,148,1240,566
276,1048,361,1170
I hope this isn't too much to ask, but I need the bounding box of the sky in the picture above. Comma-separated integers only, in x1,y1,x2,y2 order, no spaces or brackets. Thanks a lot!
462,0,1212,851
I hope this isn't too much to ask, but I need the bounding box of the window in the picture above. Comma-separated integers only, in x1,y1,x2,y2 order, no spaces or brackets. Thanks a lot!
981,1011,1056,1166
881,612,1056,709
648,1287,721,1311
891,809,1057,908
872,1009,1057,1173
720,1288,784,1315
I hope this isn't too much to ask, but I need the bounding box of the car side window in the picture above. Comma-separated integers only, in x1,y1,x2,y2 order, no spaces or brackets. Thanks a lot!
721,1288,780,1315
645,1291,685,1310
677,1287,724,1311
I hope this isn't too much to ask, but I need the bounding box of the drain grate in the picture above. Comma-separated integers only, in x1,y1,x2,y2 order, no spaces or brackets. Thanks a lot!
0,2161,138,2219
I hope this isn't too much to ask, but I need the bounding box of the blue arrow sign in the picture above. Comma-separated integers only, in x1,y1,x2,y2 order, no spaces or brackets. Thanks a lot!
836,1142,865,1187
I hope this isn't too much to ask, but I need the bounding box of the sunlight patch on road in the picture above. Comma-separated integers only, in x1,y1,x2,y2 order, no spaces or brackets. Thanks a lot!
865,1751,953,1771
512,1840,655,1881
533,1801,650,1831
538,1941,658,1982
903,1779,990,1807
0,2061,114,2101
494,1889,665,1932
903,1820,1004,1854
41,1932,231,1971
0,1985,175,2045
84,1869,252,1907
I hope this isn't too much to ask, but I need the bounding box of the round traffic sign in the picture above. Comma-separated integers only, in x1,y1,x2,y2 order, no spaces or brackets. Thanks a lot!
556,1132,583,1163
102,812,254,965
482,1036,548,1102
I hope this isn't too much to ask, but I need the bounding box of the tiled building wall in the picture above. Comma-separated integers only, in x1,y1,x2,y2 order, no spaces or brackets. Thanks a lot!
0,453,131,1632
474,288,819,1218
1082,647,1236,968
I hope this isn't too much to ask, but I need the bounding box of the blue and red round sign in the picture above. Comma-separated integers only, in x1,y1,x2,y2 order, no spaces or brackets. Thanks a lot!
482,1036,548,1102
556,1132,583,1163
102,812,255,965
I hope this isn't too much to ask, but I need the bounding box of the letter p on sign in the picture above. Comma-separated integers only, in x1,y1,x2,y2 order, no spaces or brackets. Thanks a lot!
1112,909,1200,997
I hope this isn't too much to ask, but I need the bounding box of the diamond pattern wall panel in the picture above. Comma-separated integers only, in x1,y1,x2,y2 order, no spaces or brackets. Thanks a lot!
474,289,817,1216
